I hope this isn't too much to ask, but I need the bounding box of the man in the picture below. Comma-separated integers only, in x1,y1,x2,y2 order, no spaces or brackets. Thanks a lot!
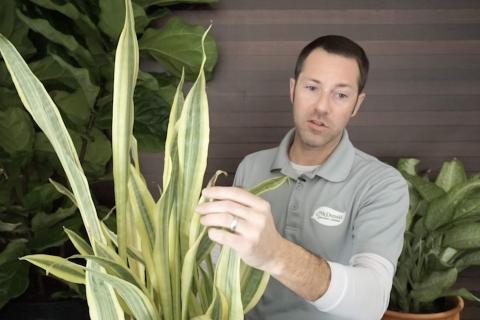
196,35,409,319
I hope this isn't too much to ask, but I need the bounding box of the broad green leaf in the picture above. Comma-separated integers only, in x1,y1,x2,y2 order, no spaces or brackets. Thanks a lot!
99,0,126,40
21,254,85,284
443,223,480,249
51,55,100,110
424,178,480,231
410,268,457,302
435,159,467,192
28,0,105,56
0,260,30,309
82,128,112,177
139,17,218,80
31,205,77,232
402,172,445,202
53,90,91,125
397,158,420,176
24,183,62,211
0,0,16,38
442,288,480,302
0,107,35,154
16,11,94,67
454,196,480,221
455,250,480,271
2,3,35,58
64,227,94,256
30,214,82,252
0,220,22,232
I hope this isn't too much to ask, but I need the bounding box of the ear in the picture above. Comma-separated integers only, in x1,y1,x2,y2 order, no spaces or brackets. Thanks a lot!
351,92,366,117
289,78,296,104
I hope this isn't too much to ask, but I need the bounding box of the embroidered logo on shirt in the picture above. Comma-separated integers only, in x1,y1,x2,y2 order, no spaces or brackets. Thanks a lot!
311,206,345,226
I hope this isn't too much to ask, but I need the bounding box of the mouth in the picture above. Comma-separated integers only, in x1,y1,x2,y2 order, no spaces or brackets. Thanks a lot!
308,119,327,130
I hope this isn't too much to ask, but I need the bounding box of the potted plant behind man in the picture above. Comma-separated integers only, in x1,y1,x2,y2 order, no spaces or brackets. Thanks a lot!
383,158,480,320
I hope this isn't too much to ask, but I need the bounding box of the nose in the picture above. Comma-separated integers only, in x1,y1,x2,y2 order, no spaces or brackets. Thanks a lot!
314,91,329,115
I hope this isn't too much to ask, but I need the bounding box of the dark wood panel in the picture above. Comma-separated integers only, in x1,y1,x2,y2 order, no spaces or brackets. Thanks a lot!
210,126,480,143
208,95,480,112
211,67,480,82
207,142,480,158
178,9,480,25
202,24,480,41
206,0,480,10
208,79,480,96
216,40,480,55
209,112,480,127
208,54,480,71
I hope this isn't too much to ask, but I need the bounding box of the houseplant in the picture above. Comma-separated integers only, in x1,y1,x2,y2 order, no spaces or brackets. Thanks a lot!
0,0,219,311
0,0,286,318
384,158,480,319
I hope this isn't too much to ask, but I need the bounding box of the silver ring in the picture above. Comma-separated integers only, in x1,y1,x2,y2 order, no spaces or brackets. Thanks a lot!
229,217,238,232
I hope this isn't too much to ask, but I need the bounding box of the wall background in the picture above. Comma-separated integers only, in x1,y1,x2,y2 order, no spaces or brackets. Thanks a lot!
143,1,480,317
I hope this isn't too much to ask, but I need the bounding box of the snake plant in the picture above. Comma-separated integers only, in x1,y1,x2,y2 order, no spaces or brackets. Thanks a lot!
0,0,287,318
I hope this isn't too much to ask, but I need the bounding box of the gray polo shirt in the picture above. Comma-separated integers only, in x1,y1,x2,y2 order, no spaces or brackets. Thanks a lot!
234,129,409,320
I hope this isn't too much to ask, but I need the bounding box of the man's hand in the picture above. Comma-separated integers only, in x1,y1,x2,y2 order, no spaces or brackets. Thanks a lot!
195,186,284,274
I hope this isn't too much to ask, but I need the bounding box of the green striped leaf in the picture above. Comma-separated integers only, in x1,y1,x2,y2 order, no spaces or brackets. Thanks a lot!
64,227,94,256
20,254,85,284
0,23,123,320
87,268,159,320
111,0,139,263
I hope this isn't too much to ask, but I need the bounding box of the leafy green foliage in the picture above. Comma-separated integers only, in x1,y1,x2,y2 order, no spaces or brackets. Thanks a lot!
0,0,217,309
390,158,480,313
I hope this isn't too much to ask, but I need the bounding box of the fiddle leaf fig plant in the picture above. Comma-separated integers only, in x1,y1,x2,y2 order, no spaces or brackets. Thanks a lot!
0,0,286,318
0,0,218,309
391,158,480,313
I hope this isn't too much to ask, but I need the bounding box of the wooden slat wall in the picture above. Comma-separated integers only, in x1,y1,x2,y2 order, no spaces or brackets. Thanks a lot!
142,1,480,318
155,0,480,183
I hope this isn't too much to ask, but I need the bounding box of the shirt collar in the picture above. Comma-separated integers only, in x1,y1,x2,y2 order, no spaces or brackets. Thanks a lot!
270,128,355,182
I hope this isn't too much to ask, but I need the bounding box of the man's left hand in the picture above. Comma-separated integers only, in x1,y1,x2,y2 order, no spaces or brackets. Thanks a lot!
196,186,284,273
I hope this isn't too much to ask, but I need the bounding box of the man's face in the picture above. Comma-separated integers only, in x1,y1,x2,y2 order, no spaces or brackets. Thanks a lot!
289,48,366,153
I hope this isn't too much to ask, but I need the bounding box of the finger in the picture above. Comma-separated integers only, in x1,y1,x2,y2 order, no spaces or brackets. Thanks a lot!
202,186,268,212
196,199,259,222
207,227,243,249
200,213,247,235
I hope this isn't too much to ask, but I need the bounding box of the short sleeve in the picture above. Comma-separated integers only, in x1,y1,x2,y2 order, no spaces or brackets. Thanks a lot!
233,158,247,188
352,171,409,267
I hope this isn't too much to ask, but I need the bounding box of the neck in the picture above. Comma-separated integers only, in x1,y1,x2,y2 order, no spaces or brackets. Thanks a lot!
288,132,342,166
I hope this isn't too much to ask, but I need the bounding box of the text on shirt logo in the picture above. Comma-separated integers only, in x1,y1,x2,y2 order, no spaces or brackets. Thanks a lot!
311,206,346,226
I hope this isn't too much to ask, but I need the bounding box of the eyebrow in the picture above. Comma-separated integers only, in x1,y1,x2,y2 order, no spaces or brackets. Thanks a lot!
303,78,354,90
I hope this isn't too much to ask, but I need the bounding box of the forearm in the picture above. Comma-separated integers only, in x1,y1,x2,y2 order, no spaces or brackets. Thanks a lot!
265,237,331,301
313,253,393,319
266,239,393,320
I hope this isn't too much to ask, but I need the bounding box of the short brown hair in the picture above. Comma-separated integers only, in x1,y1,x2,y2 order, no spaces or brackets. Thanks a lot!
294,35,369,93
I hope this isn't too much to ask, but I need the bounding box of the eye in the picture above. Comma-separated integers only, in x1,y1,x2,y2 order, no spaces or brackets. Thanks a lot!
335,92,348,99
305,85,317,91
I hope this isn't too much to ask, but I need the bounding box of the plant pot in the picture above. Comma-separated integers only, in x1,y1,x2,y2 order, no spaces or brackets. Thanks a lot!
383,296,464,320
0,299,89,320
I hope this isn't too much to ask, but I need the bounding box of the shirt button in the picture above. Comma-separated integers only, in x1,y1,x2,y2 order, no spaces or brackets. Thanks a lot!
296,183,303,190
291,203,298,210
